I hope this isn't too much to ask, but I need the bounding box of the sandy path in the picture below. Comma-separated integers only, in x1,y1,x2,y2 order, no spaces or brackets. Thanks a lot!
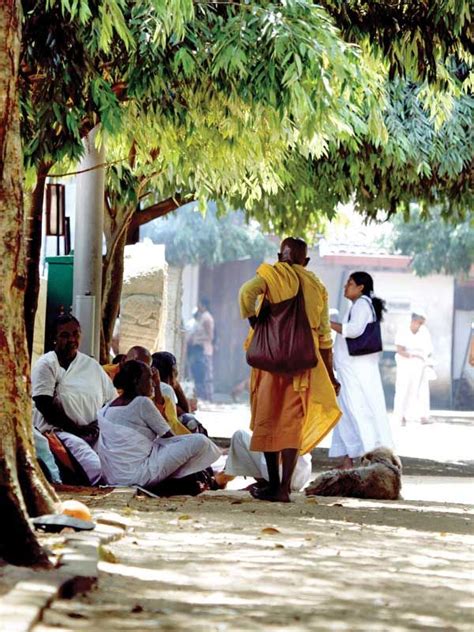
32,489,474,631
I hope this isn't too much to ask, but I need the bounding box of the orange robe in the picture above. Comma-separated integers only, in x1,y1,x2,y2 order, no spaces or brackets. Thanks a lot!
239,262,341,454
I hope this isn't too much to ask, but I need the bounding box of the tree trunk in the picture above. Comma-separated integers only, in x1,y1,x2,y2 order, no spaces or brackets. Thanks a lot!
24,161,51,359
100,224,130,363
100,195,183,363
0,0,57,566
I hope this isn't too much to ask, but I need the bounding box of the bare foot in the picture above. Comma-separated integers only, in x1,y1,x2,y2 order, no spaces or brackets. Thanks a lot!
250,486,291,503
214,472,234,489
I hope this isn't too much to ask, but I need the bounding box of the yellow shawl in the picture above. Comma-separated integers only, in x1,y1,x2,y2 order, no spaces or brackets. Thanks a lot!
245,262,341,454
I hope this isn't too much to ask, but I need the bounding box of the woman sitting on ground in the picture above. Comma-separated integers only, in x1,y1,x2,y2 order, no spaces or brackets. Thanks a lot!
97,360,221,493
32,314,117,485
151,352,208,435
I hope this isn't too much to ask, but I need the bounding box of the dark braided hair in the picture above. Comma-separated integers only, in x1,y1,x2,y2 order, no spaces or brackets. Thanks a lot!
350,271,386,322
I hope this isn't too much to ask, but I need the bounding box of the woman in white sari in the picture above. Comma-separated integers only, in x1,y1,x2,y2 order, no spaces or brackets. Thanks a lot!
97,360,221,490
329,272,394,469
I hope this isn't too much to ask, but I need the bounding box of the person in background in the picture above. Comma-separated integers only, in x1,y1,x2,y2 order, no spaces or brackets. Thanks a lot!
34,428,62,484
329,272,393,469
239,237,341,502
152,352,208,434
32,314,116,485
97,361,221,492
187,298,215,401
393,309,435,425
102,353,126,381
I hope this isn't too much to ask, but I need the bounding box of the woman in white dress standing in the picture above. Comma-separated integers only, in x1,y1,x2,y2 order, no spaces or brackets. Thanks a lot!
329,272,393,469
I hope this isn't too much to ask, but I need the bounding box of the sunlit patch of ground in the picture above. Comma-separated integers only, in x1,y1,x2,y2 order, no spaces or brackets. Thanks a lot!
33,490,474,632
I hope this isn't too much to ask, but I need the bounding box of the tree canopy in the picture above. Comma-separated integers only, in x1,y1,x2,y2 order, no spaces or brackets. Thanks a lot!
141,202,274,266
387,206,473,277
22,0,473,223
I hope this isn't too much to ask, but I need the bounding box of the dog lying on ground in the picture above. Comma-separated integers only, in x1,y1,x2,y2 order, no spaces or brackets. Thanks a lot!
305,447,402,500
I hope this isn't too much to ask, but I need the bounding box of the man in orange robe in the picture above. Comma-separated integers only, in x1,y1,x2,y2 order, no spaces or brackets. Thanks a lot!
239,237,341,502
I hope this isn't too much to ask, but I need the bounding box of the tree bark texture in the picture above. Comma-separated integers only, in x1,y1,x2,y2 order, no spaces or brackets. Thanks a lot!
100,195,182,363
0,0,57,566
24,161,51,359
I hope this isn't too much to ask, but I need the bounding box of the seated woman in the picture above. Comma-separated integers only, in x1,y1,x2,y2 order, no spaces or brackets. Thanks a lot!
151,352,208,435
32,314,117,485
97,360,221,492
222,429,312,493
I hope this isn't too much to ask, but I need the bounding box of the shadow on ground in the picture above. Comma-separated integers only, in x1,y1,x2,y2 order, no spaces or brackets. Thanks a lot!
32,483,474,632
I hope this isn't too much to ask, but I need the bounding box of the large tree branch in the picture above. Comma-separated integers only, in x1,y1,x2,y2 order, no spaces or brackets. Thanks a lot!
128,196,190,233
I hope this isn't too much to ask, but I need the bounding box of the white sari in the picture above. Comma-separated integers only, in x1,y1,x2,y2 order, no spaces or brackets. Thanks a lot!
329,297,393,459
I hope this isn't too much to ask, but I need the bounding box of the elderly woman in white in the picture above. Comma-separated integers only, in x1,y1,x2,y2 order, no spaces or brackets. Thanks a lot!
329,272,394,469
32,314,116,484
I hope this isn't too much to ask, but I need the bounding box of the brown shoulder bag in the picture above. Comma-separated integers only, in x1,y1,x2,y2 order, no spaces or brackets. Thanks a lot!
246,281,317,374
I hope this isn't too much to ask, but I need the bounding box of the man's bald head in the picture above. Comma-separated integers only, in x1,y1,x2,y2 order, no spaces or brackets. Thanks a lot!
278,237,309,266
126,345,152,366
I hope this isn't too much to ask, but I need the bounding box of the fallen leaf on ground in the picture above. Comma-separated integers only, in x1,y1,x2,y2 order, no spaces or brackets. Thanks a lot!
99,545,118,563
261,527,280,535
331,503,344,507
274,543,285,549
178,514,192,521
305,498,318,504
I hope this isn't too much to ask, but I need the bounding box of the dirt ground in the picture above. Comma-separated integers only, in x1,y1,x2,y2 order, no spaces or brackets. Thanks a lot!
25,484,474,632
3,411,474,631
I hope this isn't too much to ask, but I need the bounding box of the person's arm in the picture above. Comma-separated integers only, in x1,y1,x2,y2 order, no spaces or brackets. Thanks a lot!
331,321,343,334
150,367,165,406
319,348,341,395
173,381,190,415
339,300,372,339
239,275,267,326
32,359,82,432
33,395,81,434
141,398,173,437
318,288,340,395
396,345,423,360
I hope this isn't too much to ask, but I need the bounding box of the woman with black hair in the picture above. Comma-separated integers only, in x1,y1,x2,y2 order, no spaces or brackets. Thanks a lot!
329,272,394,469
32,314,116,485
151,352,208,434
97,360,220,490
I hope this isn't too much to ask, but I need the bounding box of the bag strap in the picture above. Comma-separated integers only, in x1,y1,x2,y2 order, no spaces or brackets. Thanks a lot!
257,272,301,315
348,295,376,322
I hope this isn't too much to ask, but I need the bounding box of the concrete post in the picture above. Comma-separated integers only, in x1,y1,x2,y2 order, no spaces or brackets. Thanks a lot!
73,126,104,359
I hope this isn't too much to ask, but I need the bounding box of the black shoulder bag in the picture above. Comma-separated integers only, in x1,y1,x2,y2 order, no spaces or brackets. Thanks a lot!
346,297,383,356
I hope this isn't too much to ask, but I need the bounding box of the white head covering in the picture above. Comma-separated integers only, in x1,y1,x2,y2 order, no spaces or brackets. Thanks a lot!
411,305,427,320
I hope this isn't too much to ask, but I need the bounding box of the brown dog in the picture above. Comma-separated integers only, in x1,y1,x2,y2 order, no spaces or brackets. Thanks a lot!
306,447,402,500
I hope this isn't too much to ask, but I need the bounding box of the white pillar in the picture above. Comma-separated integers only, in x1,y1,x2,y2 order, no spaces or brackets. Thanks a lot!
73,126,104,359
